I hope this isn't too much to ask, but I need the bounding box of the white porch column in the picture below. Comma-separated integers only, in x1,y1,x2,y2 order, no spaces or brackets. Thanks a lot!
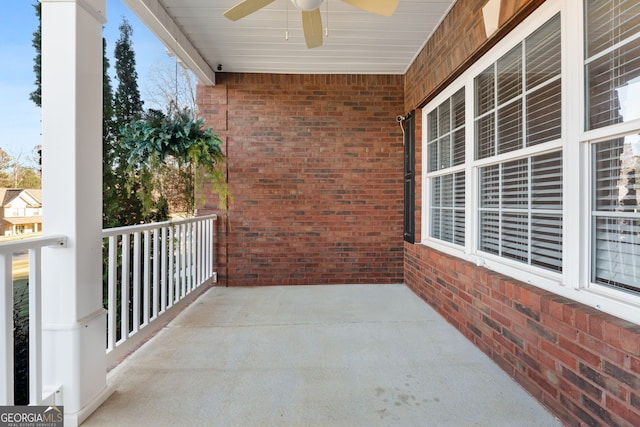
40,0,111,425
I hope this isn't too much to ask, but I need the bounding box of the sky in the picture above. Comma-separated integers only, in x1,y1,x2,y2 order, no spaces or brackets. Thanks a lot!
0,0,175,164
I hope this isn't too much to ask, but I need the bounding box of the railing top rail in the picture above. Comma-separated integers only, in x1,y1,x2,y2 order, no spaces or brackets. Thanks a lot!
0,235,66,255
102,214,217,237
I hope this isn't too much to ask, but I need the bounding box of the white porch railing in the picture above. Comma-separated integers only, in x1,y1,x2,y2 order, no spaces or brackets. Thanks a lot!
103,215,217,365
0,235,66,406
0,214,217,405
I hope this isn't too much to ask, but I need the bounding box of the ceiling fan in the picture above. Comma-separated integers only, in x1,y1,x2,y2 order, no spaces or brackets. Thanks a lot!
224,0,400,48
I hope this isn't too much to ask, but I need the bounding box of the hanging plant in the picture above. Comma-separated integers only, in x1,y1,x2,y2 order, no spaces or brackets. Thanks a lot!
120,108,229,218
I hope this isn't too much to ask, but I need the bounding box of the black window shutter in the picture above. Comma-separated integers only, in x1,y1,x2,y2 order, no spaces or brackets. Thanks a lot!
403,111,416,244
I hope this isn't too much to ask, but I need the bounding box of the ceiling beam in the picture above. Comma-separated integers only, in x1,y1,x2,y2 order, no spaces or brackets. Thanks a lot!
122,0,216,85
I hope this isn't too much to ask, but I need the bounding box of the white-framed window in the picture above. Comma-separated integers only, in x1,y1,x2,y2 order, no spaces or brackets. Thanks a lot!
421,0,640,324
8,208,26,217
426,88,466,246
585,0,640,294
475,14,562,273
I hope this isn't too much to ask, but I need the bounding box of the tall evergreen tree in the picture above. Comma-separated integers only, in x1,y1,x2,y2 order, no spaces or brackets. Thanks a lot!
30,11,167,226
104,18,152,226
114,18,143,124
103,38,116,144
29,3,41,107
102,37,120,228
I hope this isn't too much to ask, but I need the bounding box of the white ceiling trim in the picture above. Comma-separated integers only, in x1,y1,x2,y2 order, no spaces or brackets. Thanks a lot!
122,0,216,85
122,0,457,82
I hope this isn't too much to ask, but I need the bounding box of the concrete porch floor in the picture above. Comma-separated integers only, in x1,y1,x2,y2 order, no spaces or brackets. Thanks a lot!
83,284,561,426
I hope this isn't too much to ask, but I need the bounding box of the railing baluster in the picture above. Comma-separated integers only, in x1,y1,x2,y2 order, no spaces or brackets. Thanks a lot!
0,254,14,404
180,224,186,297
161,226,167,313
120,233,130,343
107,236,117,352
182,224,187,294
188,223,193,291
204,219,209,279
143,230,150,327
187,223,192,294
197,220,203,285
28,248,43,404
193,222,198,287
211,218,215,278
207,218,212,278
186,223,190,292
187,223,191,292
152,229,159,320
132,232,141,333
168,225,175,307
176,224,182,297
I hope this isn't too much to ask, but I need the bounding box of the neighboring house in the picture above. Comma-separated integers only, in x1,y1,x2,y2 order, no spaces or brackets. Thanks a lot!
0,188,42,237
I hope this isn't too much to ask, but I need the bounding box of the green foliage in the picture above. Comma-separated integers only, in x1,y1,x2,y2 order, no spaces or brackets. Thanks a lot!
103,38,117,144
122,109,223,166
14,285,29,405
13,167,41,189
29,3,41,107
103,18,152,228
0,149,41,188
120,108,229,214
113,18,143,124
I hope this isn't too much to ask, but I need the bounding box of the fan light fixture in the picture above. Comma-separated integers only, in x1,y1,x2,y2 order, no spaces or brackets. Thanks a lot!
224,0,400,49
290,0,324,11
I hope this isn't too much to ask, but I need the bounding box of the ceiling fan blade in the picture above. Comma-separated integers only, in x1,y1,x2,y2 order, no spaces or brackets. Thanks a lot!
340,0,400,16
301,9,323,48
224,0,276,21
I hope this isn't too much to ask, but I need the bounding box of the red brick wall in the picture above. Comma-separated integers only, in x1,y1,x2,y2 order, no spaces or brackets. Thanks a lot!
405,245,640,426
198,73,405,286
405,0,544,110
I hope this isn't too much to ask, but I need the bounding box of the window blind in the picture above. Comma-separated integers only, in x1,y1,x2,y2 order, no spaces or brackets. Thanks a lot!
526,14,561,90
593,218,640,290
454,174,466,245
498,102,523,154
585,0,640,130
427,88,465,173
531,152,563,271
532,151,563,209
525,14,562,146
430,172,465,246
586,39,640,129
475,14,561,160
527,79,561,146
585,0,640,58
592,138,640,291
478,151,563,272
452,90,466,165
531,214,563,272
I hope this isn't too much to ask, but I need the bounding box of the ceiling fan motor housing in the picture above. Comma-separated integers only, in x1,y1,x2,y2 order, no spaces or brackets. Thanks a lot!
291,0,325,11
224,0,400,48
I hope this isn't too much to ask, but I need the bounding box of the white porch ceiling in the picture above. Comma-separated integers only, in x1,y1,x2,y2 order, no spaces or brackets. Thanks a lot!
123,0,456,83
